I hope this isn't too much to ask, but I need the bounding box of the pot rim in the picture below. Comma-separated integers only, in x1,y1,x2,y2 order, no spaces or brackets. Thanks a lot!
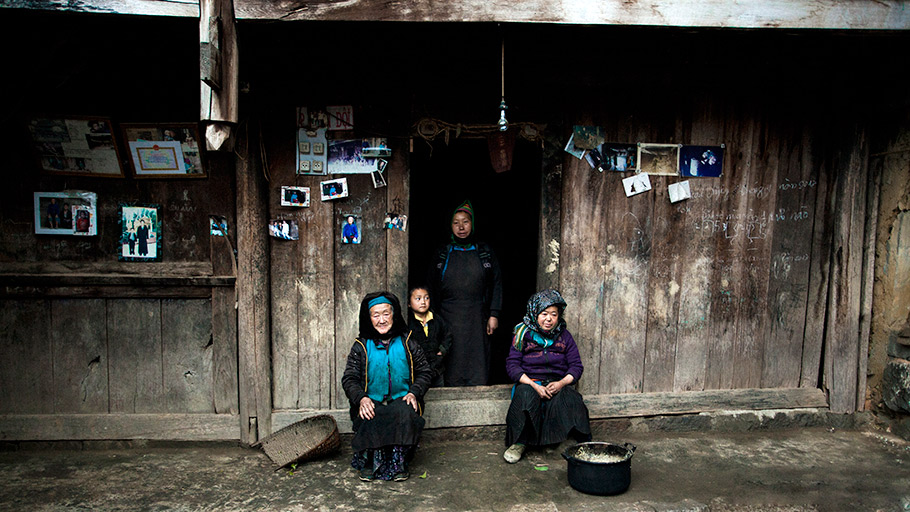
563,441,636,465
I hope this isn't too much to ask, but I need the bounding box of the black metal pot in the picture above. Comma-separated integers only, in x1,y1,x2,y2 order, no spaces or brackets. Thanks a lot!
561,441,636,496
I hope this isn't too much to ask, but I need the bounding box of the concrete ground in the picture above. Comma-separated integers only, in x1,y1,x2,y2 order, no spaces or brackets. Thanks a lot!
1,416,909,512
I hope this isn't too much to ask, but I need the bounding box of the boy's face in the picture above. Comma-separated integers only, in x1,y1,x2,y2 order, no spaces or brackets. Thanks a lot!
410,289,430,314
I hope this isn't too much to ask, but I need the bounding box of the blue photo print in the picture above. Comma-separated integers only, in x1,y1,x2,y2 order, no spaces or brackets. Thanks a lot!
679,144,724,177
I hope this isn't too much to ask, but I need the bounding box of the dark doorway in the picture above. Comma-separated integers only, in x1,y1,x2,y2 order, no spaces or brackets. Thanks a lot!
408,136,542,385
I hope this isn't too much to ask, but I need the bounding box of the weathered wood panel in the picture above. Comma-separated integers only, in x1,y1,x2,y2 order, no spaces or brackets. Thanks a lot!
334,174,387,408
0,414,239,441
0,300,53,413
162,299,214,413
536,134,564,291
823,123,869,413
51,299,108,413
385,139,410,303
107,299,163,414
211,220,239,415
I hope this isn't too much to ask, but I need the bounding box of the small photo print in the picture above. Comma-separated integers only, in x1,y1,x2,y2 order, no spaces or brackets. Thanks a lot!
371,170,387,189
320,178,349,201
679,144,724,178
328,139,375,174
119,204,161,261
384,212,408,232
341,214,361,244
269,219,299,240
210,215,229,236
668,181,692,203
362,137,391,158
637,143,680,176
377,158,388,172
563,133,586,160
622,173,652,197
34,191,98,236
281,186,311,207
601,143,638,172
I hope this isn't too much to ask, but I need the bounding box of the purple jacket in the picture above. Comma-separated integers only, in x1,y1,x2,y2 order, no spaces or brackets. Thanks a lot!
505,329,584,383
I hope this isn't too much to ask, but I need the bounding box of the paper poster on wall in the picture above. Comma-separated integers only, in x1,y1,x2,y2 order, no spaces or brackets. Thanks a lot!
637,143,680,176
341,214,361,244
328,139,375,174
27,116,125,177
269,219,298,240
679,144,725,178
668,181,692,203
326,105,354,131
128,140,184,174
622,173,652,197
600,143,638,172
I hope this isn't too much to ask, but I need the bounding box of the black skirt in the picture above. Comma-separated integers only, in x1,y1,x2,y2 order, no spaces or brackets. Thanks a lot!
350,398,426,452
505,383,591,446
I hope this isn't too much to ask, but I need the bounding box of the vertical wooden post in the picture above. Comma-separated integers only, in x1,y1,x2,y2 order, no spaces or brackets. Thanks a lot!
536,131,563,292
236,120,272,443
823,122,870,413
200,0,238,152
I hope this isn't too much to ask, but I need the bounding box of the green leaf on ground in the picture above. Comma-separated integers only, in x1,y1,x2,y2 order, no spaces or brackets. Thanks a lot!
420,471,428,479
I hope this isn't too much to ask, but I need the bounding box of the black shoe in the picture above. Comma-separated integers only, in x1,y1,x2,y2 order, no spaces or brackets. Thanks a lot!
359,468,374,481
393,471,409,481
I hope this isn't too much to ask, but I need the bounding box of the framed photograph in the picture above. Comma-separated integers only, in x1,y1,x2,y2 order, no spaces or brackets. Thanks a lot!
637,143,680,176
26,116,124,177
121,122,206,178
34,191,98,235
320,178,349,201
679,144,725,178
119,204,161,261
281,186,311,207
341,214,362,244
269,219,298,240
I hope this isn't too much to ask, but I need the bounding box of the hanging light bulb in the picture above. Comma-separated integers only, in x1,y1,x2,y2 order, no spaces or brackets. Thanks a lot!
497,36,508,132
498,99,508,132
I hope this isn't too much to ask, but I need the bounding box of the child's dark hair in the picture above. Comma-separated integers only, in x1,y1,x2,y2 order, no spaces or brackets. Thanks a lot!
408,285,430,300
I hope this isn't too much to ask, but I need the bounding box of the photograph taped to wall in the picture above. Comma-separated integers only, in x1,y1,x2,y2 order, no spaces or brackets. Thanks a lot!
638,143,680,176
119,204,161,261
362,137,391,158
341,214,362,244
668,180,692,203
328,139,375,174
27,116,124,177
563,133,586,160
269,219,298,240
679,144,725,178
622,172,652,197
601,143,638,172
281,186,311,207
210,215,228,236
384,212,408,232
371,170,387,189
572,125,605,150
320,177,349,201
34,191,97,235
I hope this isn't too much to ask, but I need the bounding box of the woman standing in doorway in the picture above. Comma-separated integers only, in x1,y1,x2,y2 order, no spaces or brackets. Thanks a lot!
427,200,503,386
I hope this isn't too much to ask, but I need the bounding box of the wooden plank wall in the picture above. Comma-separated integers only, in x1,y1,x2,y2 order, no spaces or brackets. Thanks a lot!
266,106,410,413
560,101,831,398
0,298,221,416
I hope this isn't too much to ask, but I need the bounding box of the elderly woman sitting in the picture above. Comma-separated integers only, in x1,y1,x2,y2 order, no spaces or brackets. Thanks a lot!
342,291,433,481
503,289,592,463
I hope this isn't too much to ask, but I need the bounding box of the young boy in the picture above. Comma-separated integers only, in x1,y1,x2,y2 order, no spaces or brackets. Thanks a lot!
407,286,453,387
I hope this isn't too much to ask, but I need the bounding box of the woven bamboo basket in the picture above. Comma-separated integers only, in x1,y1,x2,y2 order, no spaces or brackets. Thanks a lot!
256,414,341,468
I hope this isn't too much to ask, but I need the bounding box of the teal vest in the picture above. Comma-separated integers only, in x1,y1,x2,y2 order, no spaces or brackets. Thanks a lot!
363,335,412,403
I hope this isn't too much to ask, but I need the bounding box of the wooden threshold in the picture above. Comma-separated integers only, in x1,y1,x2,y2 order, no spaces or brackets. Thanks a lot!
273,387,829,436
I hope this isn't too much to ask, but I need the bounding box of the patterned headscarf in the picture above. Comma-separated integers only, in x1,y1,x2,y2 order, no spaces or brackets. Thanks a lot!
512,289,568,350
450,199,476,247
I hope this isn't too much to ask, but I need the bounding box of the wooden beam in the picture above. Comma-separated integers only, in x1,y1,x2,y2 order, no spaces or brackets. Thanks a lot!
273,387,829,435
200,0,238,151
0,414,239,441
4,0,910,30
